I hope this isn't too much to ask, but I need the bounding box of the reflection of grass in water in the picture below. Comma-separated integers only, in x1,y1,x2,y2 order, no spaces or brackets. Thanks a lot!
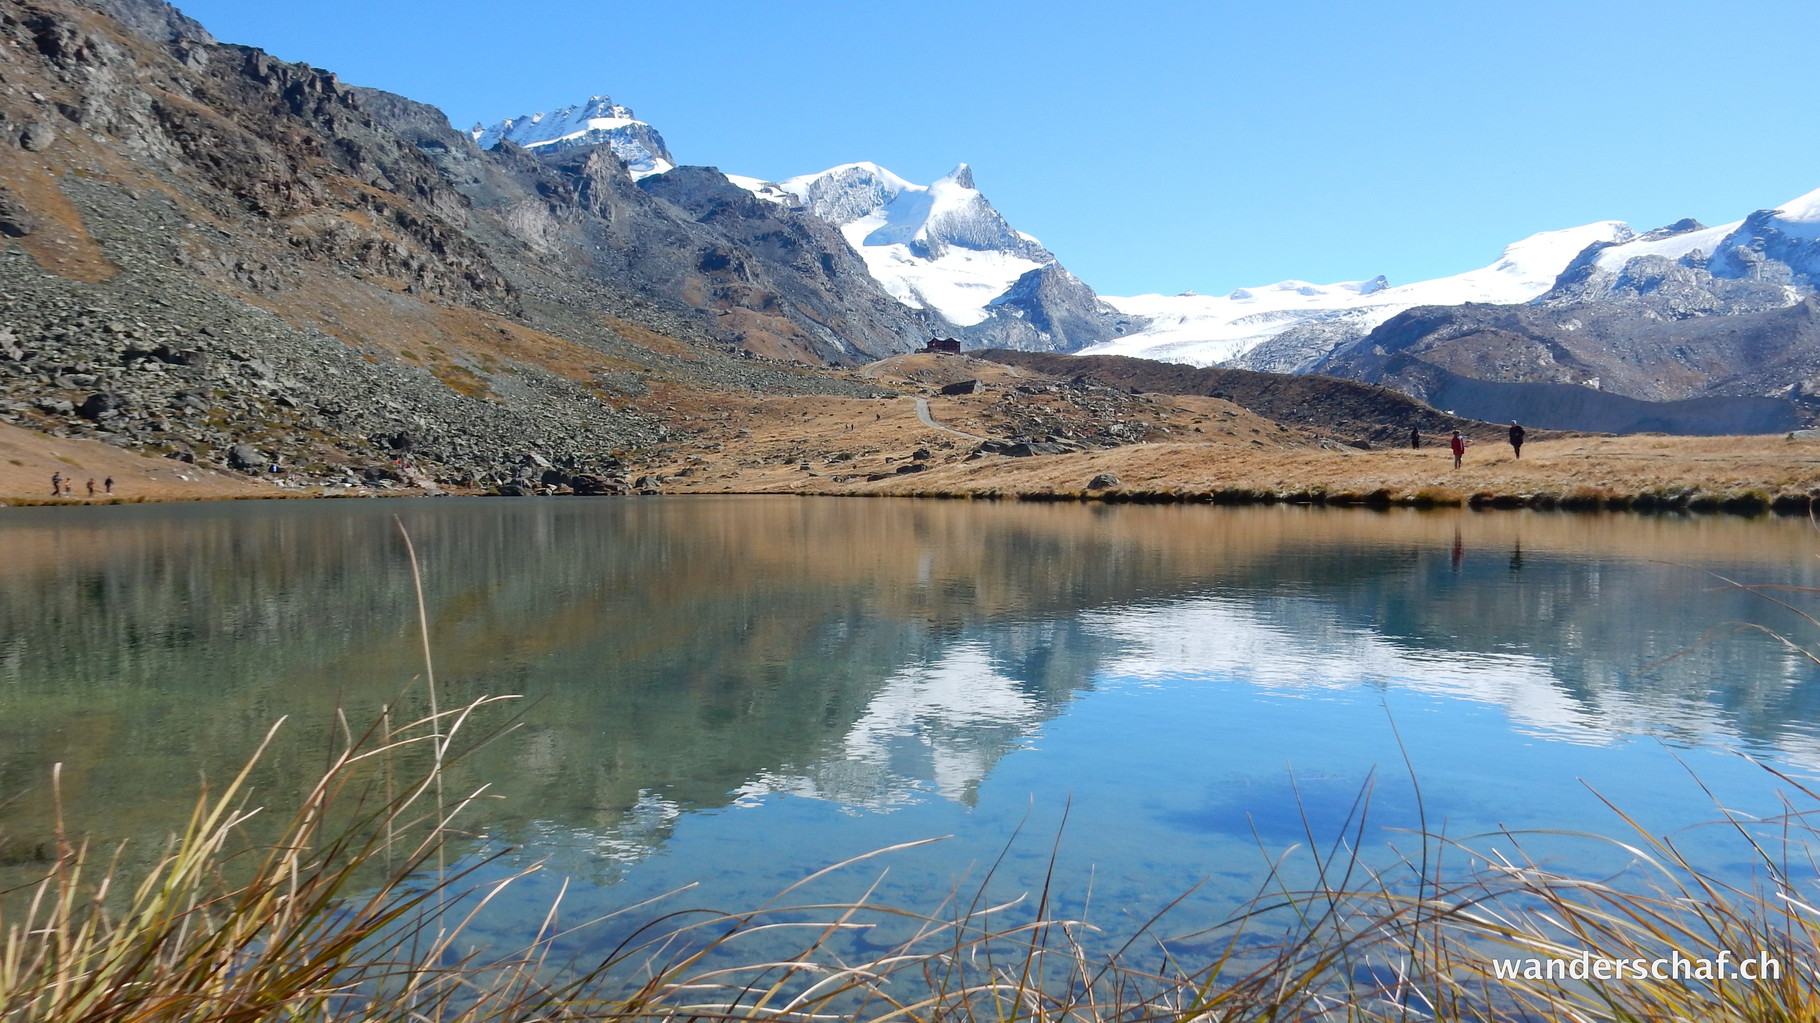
8,697,1820,1021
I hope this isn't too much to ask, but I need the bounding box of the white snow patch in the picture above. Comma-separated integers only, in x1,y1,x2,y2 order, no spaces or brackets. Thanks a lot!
1773,184,1820,225
1594,220,1738,271
843,216,1045,324
724,173,793,204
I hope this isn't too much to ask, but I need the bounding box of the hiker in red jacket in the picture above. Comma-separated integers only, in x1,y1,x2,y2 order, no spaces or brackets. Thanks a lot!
1450,431,1466,469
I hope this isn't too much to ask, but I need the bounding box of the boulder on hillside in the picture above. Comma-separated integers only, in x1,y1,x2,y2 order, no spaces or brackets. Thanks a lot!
569,474,630,495
19,122,55,152
76,392,128,421
225,443,263,471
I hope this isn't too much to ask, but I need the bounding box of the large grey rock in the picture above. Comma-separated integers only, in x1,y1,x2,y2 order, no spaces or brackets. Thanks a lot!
19,122,55,152
76,392,127,421
1002,441,1069,457
225,443,263,470
569,474,628,495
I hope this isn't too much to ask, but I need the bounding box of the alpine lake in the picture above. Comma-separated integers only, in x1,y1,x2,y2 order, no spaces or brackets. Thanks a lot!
4,495,1820,975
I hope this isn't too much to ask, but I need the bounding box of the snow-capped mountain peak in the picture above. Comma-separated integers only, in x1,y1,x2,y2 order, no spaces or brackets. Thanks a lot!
470,91,1131,351
742,161,1056,325
470,95,675,179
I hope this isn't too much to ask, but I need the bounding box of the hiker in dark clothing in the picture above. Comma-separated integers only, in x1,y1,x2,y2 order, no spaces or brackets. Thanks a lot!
104,476,114,494
1409,426,1420,449
50,472,61,497
1508,421,1526,459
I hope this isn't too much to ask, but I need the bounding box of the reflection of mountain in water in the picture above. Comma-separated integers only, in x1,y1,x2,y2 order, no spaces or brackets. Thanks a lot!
1165,536,1820,758
4,499,1820,880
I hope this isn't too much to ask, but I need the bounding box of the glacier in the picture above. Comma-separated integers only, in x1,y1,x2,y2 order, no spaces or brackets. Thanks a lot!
1082,221,1633,368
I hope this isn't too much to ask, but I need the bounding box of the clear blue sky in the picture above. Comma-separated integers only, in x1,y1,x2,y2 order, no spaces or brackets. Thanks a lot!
172,0,1820,298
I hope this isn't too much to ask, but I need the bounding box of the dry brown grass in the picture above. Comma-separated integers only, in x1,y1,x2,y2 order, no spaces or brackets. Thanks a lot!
0,422,283,503
597,315,700,360
635,359,1820,510
0,147,119,284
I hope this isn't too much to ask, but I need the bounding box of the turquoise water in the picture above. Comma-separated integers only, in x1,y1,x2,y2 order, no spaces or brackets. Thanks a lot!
3,496,1819,969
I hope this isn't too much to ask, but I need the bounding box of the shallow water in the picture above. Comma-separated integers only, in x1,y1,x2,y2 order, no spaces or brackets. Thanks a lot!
4,496,1819,965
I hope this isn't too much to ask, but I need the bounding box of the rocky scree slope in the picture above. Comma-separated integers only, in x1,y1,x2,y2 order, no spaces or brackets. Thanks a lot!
0,0,913,489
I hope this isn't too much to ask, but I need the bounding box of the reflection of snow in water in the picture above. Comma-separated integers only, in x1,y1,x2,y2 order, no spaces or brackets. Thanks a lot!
497,586,1820,892
501,790,685,877
510,642,1051,878
734,641,1044,810
1083,597,1820,771
521,589,1820,882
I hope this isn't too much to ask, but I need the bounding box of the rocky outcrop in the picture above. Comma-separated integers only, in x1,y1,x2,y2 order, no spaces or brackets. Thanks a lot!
637,166,931,362
976,349,1498,446
972,263,1144,353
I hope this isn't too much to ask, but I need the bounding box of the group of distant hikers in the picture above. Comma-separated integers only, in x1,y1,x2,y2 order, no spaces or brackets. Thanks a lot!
48,472,113,498
1409,422,1525,469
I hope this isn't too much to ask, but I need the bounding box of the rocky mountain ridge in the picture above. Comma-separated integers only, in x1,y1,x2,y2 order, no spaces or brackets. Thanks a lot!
473,87,1820,428
465,100,1144,356
1302,186,1820,428
0,0,964,488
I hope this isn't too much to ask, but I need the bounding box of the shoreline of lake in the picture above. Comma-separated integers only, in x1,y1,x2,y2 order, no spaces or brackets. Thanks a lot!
3,410,1818,518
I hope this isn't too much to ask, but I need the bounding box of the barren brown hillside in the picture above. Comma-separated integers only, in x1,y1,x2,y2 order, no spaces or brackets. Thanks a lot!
5,352,1819,512
630,355,1820,513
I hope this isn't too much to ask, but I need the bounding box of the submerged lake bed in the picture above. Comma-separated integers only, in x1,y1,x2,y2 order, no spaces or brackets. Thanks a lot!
4,496,1820,965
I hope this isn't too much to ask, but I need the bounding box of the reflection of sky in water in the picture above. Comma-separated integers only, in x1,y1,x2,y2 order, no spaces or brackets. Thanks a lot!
7,499,1820,968
1088,595,1820,761
475,587,1820,967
